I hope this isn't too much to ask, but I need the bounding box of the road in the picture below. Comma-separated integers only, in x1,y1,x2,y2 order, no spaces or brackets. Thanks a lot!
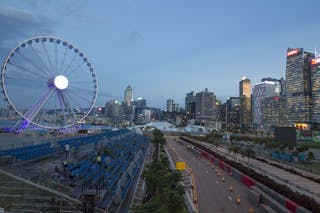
195,140,320,201
165,136,257,213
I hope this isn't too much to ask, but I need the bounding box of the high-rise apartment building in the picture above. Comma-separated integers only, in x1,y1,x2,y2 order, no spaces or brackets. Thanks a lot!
239,78,251,129
286,48,314,126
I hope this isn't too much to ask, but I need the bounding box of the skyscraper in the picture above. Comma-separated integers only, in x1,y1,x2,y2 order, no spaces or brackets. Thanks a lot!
105,100,122,118
262,96,287,132
252,81,276,126
239,78,251,129
286,48,314,126
167,99,174,112
124,85,133,106
311,57,320,126
195,89,216,125
261,77,285,96
222,97,240,130
136,98,147,109
185,91,196,119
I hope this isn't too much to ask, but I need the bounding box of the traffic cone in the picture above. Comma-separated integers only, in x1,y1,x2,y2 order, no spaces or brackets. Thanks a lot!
222,177,225,182
229,172,232,176
249,207,253,213
237,194,240,204
215,168,218,173
230,184,233,192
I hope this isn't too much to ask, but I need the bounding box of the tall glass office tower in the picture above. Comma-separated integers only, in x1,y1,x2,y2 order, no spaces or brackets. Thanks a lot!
311,57,320,126
239,78,251,129
286,48,314,126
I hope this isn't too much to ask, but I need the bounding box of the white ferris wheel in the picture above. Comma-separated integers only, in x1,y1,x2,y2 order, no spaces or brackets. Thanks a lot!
1,36,98,132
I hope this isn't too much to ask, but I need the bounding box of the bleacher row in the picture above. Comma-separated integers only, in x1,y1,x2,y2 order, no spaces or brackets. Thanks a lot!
65,135,148,211
0,142,55,161
110,149,145,208
0,129,131,162
106,138,147,212
57,129,130,150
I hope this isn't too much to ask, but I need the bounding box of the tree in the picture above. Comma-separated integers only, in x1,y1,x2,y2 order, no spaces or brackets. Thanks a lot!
152,129,166,145
307,151,314,161
292,144,309,162
211,140,220,150
245,146,256,164
228,145,240,161
133,155,188,213
152,129,166,160
296,144,309,153
279,144,287,152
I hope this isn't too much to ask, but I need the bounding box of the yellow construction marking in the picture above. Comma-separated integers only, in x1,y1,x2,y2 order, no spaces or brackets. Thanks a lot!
176,161,186,171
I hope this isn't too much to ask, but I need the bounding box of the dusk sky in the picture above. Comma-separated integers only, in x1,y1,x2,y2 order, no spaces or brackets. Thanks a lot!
1,0,320,109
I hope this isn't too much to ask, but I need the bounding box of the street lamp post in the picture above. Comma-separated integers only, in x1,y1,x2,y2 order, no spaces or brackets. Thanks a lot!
225,103,228,131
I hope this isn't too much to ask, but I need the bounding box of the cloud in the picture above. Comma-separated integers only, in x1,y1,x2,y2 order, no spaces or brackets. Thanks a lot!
129,30,144,43
0,6,55,57
50,1,105,27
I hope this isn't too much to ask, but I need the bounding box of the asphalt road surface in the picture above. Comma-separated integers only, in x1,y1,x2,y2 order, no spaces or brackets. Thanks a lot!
197,140,320,201
165,136,259,213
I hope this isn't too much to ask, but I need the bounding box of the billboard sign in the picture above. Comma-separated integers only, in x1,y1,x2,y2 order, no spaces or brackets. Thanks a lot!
287,49,300,57
311,58,320,65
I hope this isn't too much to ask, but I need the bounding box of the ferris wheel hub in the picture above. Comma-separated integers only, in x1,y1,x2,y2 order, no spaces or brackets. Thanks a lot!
54,75,69,90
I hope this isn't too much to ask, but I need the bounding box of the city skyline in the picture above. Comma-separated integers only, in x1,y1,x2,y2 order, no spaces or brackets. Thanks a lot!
2,1,320,109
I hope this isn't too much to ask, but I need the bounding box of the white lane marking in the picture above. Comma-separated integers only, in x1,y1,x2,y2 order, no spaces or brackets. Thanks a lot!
216,180,219,184
228,196,233,201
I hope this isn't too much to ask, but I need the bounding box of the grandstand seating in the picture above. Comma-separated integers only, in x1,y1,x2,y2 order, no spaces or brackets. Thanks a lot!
57,129,130,150
0,128,147,213
1,142,55,161
0,129,131,163
1,129,147,212
64,131,148,211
